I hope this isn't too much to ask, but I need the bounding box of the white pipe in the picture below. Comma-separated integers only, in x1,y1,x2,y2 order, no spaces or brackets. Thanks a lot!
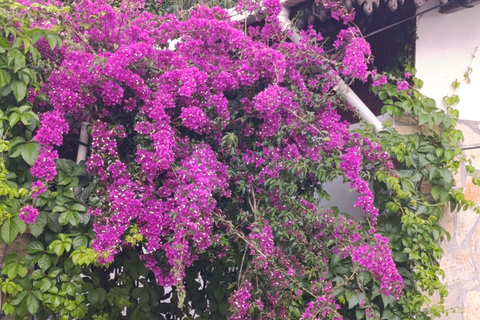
76,121,90,164
74,121,90,197
228,0,383,132
337,80,383,132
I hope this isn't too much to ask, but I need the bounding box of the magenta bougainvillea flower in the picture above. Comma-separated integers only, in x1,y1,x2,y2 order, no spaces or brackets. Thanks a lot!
21,0,404,318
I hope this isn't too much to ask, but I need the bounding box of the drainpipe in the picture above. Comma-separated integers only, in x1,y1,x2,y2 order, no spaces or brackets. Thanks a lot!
74,117,90,197
336,79,383,132
228,0,383,132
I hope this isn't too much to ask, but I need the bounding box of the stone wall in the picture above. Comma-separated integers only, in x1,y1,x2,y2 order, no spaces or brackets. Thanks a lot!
396,118,480,320
438,120,480,320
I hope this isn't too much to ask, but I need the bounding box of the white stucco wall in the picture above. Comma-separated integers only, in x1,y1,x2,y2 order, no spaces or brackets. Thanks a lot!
415,2,480,121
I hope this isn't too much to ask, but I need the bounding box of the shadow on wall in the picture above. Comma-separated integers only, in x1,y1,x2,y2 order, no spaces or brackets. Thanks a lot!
316,176,366,220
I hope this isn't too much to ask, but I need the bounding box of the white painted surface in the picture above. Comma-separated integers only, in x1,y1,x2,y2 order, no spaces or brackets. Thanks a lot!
415,2,480,120
318,177,365,219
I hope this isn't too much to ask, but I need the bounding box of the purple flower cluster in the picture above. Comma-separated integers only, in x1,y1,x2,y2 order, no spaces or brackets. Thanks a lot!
370,70,388,87
31,111,69,182
351,234,404,298
248,224,275,269
19,205,40,224
335,28,372,81
22,0,406,315
229,280,253,320
300,282,342,320
33,111,69,146
340,147,379,223
262,0,282,16
316,106,350,152
397,80,409,92
318,0,356,23
253,85,297,139
31,146,59,181
31,180,47,199
180,107,208,131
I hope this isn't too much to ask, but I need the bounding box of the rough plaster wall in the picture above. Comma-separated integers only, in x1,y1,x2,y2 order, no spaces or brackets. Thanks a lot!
415,2,480,121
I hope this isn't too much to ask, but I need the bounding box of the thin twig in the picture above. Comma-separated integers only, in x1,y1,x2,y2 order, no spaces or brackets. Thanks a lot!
237,246,248,287
216,214,317,298
65,21,96,54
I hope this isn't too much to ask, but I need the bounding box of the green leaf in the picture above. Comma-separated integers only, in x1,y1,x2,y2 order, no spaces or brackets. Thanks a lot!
38,254,52,271
30,46,41,62
431,185,449,203
0,82,12,96
393,252,408,263
31,29,44,44
71,204,86,212
8,112,20,128
439,168,454,188
53,34,63,49
11,79,27,102
29,211,48,238
49,239,65,256
382,294,394,308
9,291,27,306
48,267,61,278
56,158,76,175
26,293,40,315
25,241,45,254
356,308,365,320
4,254,18,265
73,236,88,249
46,34,58,51
346,291,366,309
218,300,228,316
11,37,22,49
29,221,45,238
7,49,25,73
1,219,20,245
9,136,26,148
3,263,20,278
213,286,224,302
0,37,11,50
57,171,72,185
51,295,61,308
30,269,44,280
88,289,100,304
70,211,82,227
2,302,14,315
13,217,26,234
65,282,77,296
414,78,424,89
52,205,67,213
21,113,32,125
46,212,62,233
39,278,52,292
17,266,27,277
58,210,72,225
21,142,39,166
0,69,11,88
378,91,387,101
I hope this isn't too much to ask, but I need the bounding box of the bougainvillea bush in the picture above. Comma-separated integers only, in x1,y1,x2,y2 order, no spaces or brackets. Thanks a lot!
0,0,476,319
